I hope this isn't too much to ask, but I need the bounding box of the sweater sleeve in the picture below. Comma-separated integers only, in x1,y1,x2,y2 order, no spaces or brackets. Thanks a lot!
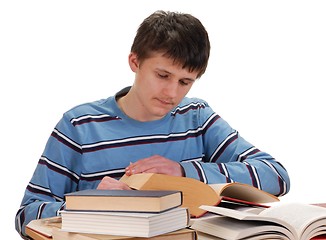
15,113,82,238
180,103,290,197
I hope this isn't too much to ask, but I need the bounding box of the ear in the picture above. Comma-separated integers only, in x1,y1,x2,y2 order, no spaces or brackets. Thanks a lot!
128,52,139,73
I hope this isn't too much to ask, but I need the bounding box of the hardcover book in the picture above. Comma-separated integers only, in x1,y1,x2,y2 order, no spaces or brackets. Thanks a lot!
25,216,197,240
65,189,182,213
59,207,190,238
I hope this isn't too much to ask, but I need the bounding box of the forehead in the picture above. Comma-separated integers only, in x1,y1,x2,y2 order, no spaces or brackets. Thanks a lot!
142,52,200,78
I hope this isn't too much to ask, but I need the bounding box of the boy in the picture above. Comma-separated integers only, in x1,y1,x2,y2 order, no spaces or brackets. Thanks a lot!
16,10,290,238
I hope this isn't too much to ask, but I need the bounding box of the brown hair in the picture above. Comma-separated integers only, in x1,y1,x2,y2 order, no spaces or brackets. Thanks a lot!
131,10,210,78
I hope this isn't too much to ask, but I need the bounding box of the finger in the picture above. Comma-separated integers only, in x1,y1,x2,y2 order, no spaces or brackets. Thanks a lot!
97,176,131,190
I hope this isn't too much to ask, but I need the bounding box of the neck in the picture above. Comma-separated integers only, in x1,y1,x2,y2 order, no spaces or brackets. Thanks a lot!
117,89,163,122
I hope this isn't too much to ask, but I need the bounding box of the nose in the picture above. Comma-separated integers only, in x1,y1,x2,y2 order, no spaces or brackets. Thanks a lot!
163,81,178,98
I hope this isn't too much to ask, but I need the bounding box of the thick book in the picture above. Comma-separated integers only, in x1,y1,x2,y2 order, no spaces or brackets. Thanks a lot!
191,203,326,240
25,216,197,240
52,228,197,240
25,216,62,240
64,189,182,213
59,207,190,238
119,173,279,218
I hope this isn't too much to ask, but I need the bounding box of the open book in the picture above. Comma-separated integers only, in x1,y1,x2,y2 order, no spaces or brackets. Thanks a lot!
119,173,279,218
191,203,326,240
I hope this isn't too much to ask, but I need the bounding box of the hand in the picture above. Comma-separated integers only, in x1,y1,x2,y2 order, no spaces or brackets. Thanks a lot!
97,176,132,190
125,155,184,177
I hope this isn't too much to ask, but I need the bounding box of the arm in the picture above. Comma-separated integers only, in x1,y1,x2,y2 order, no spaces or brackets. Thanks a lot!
15,113,82,238
181,109,290,197
124,100,290,196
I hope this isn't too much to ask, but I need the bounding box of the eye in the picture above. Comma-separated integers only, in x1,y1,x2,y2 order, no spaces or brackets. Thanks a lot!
179,80,191,86
157,73,169,79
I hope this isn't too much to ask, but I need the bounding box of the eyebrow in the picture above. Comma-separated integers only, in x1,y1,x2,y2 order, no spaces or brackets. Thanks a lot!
156,68,196,82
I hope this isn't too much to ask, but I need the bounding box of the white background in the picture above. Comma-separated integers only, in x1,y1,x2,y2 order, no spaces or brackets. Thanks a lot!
1,0,326,238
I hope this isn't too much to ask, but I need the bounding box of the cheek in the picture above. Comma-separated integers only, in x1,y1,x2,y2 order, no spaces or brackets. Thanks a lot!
180,85,193,96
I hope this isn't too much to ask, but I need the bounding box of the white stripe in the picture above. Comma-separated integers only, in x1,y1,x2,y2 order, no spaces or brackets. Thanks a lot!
40,156,79,180
81,169,125,178
28,182,51,194
244,162,261,190
209,130,238,162
53,129,82,150
237,147,257,162
16,209,23,235
193,161,207,184
36,202,46,219
171,102,206,115
262,160,287,195
71,114,117,124
82,115,218,150
219,163,233,182
182,156,203,163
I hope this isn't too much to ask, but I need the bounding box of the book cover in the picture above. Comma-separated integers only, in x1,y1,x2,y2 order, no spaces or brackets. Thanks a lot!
65,189,182,213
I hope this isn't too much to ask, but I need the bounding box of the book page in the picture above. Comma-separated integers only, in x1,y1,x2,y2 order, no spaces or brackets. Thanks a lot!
26,216,62,238
209,182,279,203
260,203,326,239
199,205,296,238
191,214,294,240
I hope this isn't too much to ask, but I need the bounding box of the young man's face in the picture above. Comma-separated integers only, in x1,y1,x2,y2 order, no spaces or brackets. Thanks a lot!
128,52,198,121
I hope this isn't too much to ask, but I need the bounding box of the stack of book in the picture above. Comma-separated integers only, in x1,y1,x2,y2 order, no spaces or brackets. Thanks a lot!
26,173,287,240
26,189,194,240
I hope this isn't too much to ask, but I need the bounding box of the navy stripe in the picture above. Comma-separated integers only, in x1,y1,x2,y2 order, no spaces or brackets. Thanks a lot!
52,128,206,154
217,163,232,183
278,176,285,196
80,171,125,182
37,203,46,219
245,165,259,188
260,159,287,196
26,184,63,202
192,161,205,182
51,130,82,153
171,102,207,116
239,148,260,162
16,207,25,237
201,114,220,135
71,115,121,126
26,185,53,198
53,113,220,154
82,131,203,153
39,157,79,183
210,132,238,163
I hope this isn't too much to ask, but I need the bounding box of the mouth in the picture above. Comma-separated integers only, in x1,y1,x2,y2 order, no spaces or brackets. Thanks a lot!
156,98,174,106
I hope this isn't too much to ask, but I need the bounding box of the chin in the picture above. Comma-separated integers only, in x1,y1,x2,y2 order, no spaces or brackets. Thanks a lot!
152,110,170,120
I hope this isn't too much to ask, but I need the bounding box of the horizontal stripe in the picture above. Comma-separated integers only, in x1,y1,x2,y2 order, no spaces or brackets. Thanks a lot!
70,114,121,126
210,131,238,162
237,147,259,162
80,168,125,182
244,161,261,189
171,102,207,116
261,159,288,196
51,129,82,153
39,156,80,183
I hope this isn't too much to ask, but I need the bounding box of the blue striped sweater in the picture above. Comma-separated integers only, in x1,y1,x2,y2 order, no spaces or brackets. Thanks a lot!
15,88,290,237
